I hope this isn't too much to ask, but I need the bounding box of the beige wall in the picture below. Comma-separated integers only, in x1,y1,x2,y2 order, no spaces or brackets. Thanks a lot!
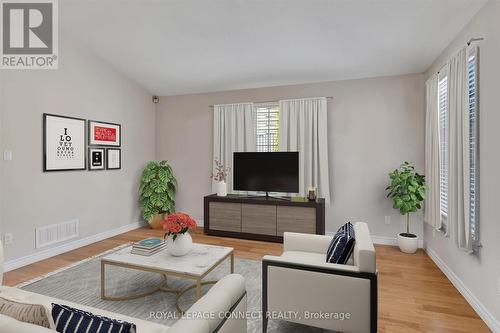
156,74,425,240
424,0,500,328
0,35,156,261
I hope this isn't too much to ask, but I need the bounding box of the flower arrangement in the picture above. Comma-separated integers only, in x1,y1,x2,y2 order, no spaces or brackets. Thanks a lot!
211,158,230,182
161,212,197,241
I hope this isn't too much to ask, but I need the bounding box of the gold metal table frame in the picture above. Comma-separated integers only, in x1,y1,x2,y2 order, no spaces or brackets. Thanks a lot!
100,250,234,313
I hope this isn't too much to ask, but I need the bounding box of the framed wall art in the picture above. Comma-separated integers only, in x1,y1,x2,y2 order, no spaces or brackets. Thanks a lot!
88,120,121,146
88,148,105,170
106,148,121,170
43,114,86,172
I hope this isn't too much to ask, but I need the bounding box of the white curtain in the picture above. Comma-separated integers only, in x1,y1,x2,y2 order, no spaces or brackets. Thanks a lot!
447,48,472,252
278,97,331,203
212,103,256,193
424,75,442,229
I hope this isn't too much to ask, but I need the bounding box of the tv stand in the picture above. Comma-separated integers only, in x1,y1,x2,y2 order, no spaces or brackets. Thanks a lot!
204,194,325,243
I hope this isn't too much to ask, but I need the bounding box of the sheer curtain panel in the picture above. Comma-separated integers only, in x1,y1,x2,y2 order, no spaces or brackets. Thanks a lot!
212,103,256,194
447,48,473,252
278,97,331,203
424,75,442,229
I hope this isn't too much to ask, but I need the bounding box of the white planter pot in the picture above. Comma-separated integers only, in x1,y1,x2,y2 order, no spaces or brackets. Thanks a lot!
166,233,193,256
397,233,418,254
216,181,227,197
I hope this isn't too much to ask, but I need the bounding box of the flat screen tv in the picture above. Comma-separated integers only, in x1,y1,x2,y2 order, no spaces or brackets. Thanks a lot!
233,152,299,193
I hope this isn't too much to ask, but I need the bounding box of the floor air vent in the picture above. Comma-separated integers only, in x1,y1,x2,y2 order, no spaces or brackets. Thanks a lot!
36,219,79,248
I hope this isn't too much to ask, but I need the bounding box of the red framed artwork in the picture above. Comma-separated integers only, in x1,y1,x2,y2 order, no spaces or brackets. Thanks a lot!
88,120,121,146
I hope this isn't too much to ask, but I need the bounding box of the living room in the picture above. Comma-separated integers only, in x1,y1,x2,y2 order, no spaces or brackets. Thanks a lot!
0,0,498,332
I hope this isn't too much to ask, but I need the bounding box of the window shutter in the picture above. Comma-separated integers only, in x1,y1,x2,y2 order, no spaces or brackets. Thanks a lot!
467,50,479,242
438,75,449,222
255,103,280,152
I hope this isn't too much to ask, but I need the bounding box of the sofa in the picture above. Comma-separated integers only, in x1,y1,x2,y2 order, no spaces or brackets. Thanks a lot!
0,242,247,333
262,222,377,333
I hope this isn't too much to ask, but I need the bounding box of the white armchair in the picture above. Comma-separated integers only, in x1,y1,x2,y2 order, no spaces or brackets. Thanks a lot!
262,222,377,333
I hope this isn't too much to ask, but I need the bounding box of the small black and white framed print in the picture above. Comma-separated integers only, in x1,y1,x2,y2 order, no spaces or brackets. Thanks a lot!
43,114,86,172
88,120,121,146
106,148,121,170
88,148,105,170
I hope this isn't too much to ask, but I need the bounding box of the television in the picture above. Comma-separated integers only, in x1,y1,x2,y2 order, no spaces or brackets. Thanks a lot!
233,152,299,193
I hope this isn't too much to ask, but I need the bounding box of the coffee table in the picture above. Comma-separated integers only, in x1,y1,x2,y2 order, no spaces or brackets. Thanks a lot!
100,243,234,312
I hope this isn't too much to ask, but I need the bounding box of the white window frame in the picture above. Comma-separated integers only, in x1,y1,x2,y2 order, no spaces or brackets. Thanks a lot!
467,46,480,246
255,102,280,152
437,68,449,228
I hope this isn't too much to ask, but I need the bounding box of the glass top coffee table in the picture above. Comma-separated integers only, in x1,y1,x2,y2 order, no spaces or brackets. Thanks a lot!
100,243,234,312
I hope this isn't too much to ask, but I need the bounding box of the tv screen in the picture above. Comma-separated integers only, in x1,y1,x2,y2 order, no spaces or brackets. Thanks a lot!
233,152,299,193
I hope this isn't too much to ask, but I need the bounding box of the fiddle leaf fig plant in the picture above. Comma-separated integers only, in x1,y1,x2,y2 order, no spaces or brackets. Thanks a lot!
385,162,426,235
139,161,177,222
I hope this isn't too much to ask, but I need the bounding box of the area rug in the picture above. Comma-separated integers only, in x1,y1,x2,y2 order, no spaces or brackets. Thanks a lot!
18,245,324,333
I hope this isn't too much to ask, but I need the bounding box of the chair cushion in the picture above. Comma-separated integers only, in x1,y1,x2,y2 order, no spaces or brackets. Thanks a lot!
0,314,56,333
0,286,168,333
0,295,52,328
52,303,136,333
326,222,355,264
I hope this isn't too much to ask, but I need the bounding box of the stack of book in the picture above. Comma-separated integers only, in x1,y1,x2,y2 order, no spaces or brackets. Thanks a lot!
131,238,166,256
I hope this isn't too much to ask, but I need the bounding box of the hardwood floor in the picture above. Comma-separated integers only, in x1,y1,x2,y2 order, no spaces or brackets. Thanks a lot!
3,227,490,332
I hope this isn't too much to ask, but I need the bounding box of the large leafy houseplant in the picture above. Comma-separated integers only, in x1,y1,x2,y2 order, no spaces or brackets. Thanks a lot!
386,162,426,253
139,161,177,225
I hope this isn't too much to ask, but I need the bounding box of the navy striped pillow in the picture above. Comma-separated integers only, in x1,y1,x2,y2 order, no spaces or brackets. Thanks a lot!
52,303,136,333
326,222,355,264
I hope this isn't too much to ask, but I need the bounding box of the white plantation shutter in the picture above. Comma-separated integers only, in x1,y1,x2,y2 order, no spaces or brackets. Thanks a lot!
467,48,479,244
438,74,449,224
255,103,280,152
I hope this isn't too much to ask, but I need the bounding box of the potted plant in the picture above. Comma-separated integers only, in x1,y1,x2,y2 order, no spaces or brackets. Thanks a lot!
161,212,197,256
386,162,426,254
139,161,177,229
211,158,230,196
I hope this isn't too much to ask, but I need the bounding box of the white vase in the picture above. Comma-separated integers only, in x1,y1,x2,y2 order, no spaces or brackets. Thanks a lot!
166,233,193,256
216,181,227,196
397,233,418,254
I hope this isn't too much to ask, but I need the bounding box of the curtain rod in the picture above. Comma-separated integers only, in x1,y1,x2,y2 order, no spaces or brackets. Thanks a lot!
467,37,484,46
209,96,333,108
435,37,484,75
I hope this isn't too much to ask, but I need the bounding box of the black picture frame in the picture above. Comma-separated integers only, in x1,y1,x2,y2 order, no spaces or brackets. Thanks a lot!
88,120,121,147
88,147,105,171
43,113,87,172
106,148,121,170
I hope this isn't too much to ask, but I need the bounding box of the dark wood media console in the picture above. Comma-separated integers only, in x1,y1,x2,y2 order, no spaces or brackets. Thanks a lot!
204,194,325,242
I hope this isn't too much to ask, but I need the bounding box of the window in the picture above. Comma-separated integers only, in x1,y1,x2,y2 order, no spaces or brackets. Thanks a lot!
438,74,449,225
255,103,279,152
468,49,479,243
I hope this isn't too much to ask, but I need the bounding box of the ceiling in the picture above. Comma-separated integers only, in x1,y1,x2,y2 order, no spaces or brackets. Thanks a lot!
61,0,487,96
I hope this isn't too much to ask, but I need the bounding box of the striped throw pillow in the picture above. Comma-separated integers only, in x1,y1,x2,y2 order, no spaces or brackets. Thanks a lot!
52,303,136,333
326,222,355,264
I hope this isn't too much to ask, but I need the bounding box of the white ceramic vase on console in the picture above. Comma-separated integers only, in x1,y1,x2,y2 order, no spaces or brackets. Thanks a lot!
166,233,193,256
216,181,227,196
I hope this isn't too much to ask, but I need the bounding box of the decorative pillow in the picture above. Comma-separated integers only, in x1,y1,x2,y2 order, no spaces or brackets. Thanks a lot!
0,296,52,328
326,222,356,264
52,303,136,333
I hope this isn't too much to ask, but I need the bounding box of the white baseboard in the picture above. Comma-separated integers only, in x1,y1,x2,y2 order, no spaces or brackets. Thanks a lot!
4,222,146,272
426,246,500,332
325,232,424,248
